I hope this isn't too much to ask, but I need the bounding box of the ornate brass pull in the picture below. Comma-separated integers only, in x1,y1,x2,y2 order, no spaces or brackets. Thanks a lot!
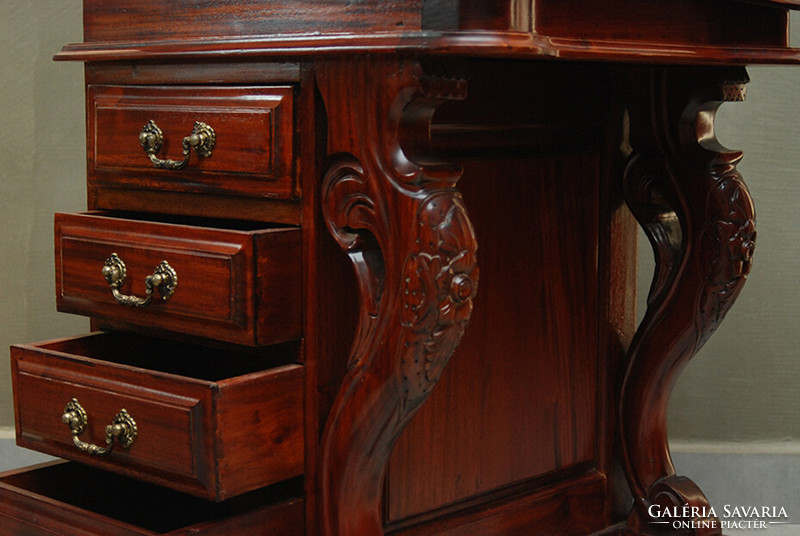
139,119,215,170
102,252,178,308
61,398,137,457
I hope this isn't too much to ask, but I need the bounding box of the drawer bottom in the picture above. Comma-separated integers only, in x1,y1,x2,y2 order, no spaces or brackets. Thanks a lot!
0,462,304,535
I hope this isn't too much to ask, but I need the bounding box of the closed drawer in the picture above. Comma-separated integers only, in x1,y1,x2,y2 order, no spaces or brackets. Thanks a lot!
88,85,296,199
0,462,303,535
55,211,301,346
11,332,304,501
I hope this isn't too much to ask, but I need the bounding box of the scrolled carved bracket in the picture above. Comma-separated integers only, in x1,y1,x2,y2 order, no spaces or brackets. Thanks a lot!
621,66,754,536
322,157,376,253
623,151,684,309
322,156,384,327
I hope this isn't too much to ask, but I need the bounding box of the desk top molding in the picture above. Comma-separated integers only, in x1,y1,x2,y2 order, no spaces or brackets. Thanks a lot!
52,31,800,65
56,0,800,65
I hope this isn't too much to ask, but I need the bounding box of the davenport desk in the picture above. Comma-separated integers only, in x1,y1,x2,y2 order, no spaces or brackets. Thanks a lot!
1,1,798,535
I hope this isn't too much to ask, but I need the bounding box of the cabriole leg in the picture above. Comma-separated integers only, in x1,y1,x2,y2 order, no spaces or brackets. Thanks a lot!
621,66,754,535
317,58,478,536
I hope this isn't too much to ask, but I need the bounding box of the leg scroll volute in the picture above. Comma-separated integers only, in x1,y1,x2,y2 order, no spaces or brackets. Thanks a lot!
317,58,478,536
621,66,755,535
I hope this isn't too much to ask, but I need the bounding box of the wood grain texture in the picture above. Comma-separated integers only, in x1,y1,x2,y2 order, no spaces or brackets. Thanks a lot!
317,57,479,536
620,66,756,534
88,85,296,200
11,333,303,501
0,462,304,535
388,470,608,536
297,60,361,536
85,61,302,86
55,32,800,66
82,0,422,42
10,2,800,535
421,0,532,31
91,189,302,226
77,0,799,51
55,212,301,346
386,153,602,522
56,0,800,65
534,0,789,47
386,60,630,532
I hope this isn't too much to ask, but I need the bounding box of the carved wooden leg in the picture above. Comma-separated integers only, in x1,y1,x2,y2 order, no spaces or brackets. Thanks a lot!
620,66,755,535
317,58,478,536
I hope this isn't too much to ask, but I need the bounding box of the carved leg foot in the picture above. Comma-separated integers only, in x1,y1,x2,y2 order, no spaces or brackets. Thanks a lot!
317,58,478,536
620,66,754,535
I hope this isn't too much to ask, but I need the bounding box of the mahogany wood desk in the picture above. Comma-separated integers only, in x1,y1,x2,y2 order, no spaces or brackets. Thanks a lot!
1,1,798,535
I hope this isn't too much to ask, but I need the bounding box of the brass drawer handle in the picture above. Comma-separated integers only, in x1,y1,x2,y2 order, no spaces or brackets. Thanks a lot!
102,252,178,308
61,398,137,457
139,119,215,170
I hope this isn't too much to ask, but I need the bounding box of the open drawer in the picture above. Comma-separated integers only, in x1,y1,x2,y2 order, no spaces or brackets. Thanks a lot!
55,211,301,346
0,462,304,535
11,332,304,501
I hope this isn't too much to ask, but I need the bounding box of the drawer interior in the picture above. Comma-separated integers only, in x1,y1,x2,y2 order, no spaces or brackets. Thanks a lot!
56,210,302,346
92,210,297,231
0,462,303,534
13,331,305,500
35,331,299,380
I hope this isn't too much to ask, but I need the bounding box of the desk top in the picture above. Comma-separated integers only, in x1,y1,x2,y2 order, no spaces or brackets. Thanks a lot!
56,0,800,65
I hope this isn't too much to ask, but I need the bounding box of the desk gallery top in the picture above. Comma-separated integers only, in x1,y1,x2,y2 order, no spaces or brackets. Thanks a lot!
55,0,800,65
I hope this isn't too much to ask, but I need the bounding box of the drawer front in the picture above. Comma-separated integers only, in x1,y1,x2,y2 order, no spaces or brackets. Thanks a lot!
0,462,304,536
88,85,296,199
11,333,304,501
55,212,301,346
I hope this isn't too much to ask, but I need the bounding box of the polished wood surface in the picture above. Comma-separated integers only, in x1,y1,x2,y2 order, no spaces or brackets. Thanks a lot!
5,1,800,535
532,0,789,47
385,60,632,533
11,333,304,501
0,462,304,535
55,212,301,346
620,65,756,534
88,85,296,200
80,0,423,42
56,0,800,65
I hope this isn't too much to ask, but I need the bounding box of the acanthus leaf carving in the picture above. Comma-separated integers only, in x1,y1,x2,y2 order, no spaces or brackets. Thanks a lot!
621,66,753,535
697,170,755,346
399,191,478,416
317,58,477,536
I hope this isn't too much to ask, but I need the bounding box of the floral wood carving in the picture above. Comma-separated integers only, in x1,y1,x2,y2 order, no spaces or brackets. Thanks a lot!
697,169,756,347
317,58,477,536
621,66,754,535
399,191,478,416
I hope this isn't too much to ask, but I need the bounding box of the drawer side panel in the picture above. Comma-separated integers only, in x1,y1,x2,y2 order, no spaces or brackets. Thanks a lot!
255,228,303,344
213,364,305,500
53,212,304,346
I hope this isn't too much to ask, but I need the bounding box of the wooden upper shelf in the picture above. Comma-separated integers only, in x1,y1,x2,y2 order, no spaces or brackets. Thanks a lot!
55,0,800,64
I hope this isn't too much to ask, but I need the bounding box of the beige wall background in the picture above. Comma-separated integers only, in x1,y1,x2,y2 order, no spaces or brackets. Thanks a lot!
664,49,800,445
0,1,798,448
0,0,87,430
